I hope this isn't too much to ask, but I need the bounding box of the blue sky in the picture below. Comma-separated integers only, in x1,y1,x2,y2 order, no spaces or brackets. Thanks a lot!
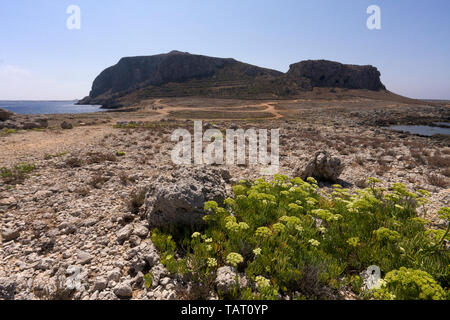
0,0,449,100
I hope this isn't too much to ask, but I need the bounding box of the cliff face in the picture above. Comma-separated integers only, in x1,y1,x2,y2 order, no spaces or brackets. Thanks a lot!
287,60,385,91
80,51,288,106
79,51,386,107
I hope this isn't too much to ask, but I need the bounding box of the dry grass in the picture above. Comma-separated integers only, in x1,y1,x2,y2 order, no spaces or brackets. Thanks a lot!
65,156,83,168
426,154,450,168
375,163,391,176
89,174,106,189
127,189,146,214
442,168,450,178
426,174,449,188
86,152,117,164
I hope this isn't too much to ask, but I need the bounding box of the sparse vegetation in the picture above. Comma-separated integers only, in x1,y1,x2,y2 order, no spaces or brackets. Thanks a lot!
127,188,146,214
86,152,117,164
1,128,18,136
427,174,449,188
89,174,106,189
0,163,36,184
44,152,68,160
65,156,83,168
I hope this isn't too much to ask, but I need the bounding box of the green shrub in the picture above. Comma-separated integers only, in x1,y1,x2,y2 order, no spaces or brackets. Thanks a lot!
373,267,446,300
1,163,36,184
150,175,450,300
1,128,17,136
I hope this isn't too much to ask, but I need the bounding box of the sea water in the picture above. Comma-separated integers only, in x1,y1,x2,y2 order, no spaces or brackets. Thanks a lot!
0,101,103,115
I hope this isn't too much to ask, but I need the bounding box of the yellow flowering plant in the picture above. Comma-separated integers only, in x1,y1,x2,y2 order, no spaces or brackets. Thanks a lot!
149,176,449,300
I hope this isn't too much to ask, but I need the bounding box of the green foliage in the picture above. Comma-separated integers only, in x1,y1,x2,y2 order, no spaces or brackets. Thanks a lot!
373,268,446,300
116,151,126,157
1,163,36,184
151,176,450,300
144,273,153,289
1,128,17,136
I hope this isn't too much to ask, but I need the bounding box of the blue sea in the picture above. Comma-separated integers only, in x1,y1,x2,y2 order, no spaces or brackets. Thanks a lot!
0,101,103,115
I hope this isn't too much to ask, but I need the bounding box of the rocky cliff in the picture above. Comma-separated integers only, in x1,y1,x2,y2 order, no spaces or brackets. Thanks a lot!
79,51,386,108
287,60,385,91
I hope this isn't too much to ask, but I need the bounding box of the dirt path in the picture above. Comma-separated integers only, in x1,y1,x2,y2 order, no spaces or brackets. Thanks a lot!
150,99,283,120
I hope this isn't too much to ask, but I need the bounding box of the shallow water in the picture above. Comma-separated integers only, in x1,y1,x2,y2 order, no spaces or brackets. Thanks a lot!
0,101,103,115
389,125,450,136
434,122,450,128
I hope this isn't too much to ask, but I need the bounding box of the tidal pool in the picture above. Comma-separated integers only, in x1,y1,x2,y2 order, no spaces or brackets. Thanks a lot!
389,125,450,136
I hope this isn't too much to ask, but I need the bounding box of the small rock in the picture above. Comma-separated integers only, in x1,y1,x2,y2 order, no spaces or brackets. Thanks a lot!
113,282,132,298
107,269,122,282
116,225,133,244
0,197,16,208
61,121,73,130
133,224,149,238
93,278,108,292
77,250,93,265
2,228,20,242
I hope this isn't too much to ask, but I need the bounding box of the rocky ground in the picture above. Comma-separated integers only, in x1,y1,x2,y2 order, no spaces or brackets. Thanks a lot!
0,97,449,300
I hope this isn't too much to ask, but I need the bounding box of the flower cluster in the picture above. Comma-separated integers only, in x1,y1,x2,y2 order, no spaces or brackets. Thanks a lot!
226,252,244,267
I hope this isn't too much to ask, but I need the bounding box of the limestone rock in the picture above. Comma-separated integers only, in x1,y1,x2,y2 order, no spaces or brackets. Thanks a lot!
113,282,132,298
116,224,133,244
2,228,20,242
299,151,344,182
77,250,93,265
215,266,237,293
145,167,228,228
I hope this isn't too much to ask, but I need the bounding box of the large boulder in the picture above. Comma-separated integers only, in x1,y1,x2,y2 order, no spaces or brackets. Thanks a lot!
288,60,385,91
299,151,344,182
145,167,229,228
0,108,13,121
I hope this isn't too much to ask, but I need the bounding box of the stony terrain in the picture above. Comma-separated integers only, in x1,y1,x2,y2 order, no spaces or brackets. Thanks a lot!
0,96,449,300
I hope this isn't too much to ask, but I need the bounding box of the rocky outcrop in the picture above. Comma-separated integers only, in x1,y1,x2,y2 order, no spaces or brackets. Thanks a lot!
299,151,344,182
0,108,13,121
145,167,229,229
0,110,49,131
288,60,385,91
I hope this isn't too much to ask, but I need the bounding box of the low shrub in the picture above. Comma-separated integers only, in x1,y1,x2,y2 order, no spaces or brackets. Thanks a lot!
373,267,446,300
1,128,17,136
127,189,146,214
0,163,36,184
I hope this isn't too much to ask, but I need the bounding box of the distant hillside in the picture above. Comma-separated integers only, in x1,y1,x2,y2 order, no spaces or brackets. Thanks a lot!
79,51,388,108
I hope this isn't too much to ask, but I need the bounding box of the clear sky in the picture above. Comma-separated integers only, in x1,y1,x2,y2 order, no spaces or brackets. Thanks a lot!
0,0,449,100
